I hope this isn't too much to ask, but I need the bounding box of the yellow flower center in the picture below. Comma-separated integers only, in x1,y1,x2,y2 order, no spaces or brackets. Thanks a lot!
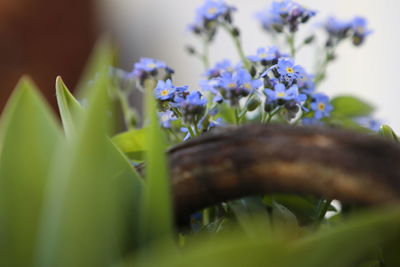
286,67,294,74
259,53,267,58
161,90,169,96
243,83,251,89
318,103,325,111
147,63,156,69
227,82,236,88
208,7,217,14
277,92,286,97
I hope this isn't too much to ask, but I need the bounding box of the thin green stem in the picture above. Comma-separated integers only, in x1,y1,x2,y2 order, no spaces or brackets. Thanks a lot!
266,107,281,123
202,39,210,70
117,89,135,130
287,33,296,58
221,23,251,70
187,126,196,138
193,122,201,136
314,46,336,86
234,107,240,125
202,208,211,225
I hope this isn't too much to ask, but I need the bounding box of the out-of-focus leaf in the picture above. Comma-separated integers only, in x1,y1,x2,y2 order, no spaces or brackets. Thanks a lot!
119,206,400,267
138,79,174,246
37,64,144,267
331,96,374,117
292,206,400,267
228,197,271,237
379,124,399,142
55,76,84,137
381,234,400,265
0,77,62,266
217,103,236,124
272,201,298,227
328,116,373,133
112,128,147,161
75,38,116,98
263,194,337,225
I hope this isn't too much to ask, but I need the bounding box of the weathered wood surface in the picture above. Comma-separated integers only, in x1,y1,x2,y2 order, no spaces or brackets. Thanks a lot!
168,124,400,218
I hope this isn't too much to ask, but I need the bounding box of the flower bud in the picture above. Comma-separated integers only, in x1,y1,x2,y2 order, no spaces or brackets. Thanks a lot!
232,27,240,37
250,65,257,77
246,95,261,111
304,35,315,44
272,24,284,33
264,101,275,112
185,45,197,55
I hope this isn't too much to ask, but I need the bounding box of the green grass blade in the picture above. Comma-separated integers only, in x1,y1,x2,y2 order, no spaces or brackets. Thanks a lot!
55,76,84,138
119,206,400,267
37,67,144,267
75,38,116,98
138,80,174,246
0,77,62,266
292,206,400,267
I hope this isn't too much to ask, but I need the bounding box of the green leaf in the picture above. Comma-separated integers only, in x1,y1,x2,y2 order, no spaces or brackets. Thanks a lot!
331,95,374,117
327,116,373,133
216,103,236,124
292,206,400,267
119,206,400,267
264,194,336,225
272,201,299,227
37,64,144,266
112,128,147,161
379,124,399,142
0,77,62,266
138,79,174,246
228,197,271,237
55,76,84,137
75,38,116,98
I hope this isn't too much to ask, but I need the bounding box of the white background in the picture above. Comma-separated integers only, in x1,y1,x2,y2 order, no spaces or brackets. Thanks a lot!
98,0,400,131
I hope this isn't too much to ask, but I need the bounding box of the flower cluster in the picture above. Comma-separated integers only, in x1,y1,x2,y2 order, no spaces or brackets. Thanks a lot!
130,58,174,86
116,0,379,142
324,16,372,47
201,63,262,106
107,0,387,245
260,57,333,121
153,78,210,128
256,0,316,33
189,0,236,41
248,46,286,66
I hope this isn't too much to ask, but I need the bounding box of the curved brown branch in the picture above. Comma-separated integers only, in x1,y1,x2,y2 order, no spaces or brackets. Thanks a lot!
168,124,400,218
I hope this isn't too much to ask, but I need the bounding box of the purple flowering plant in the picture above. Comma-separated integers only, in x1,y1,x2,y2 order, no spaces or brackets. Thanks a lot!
107,1,397,256
110,0,382,148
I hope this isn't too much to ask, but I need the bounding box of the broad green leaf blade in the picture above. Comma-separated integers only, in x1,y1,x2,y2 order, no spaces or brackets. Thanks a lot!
139,80,173,246
37,67,144,267
120,207,400,267
216,103,236,124
112,128,147,161
0,77,62,266
331,95,374,117
228,197,272,237
55,76,84,138
75,38,116,98
292,206,400,267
